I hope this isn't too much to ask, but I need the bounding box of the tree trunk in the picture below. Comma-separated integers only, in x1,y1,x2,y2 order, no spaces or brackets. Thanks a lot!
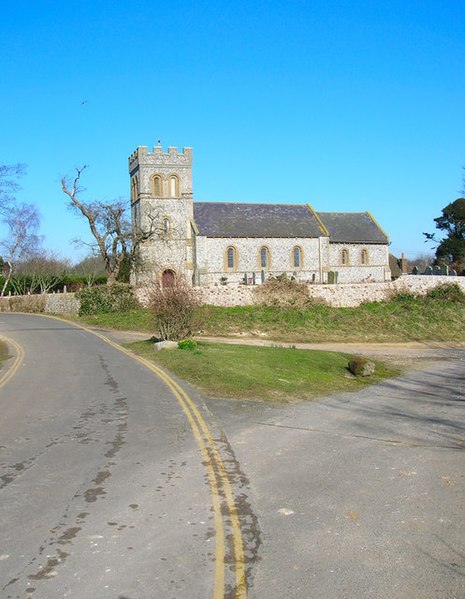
0,260,13,297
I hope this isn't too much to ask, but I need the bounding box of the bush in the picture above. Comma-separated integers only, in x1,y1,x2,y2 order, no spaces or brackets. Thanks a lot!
77,283,139,315
425,282,465,303
178,338,198,351
149,277,201,341
0,295,46,313
388,289,417,303
254,274,324,308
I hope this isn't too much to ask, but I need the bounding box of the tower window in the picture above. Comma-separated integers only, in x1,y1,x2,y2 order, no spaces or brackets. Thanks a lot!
162,218,171,238
169,175,179,197
131,177,138,202
153,175,162,197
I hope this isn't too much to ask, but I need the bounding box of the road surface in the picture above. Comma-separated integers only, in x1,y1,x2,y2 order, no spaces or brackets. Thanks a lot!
1,313,464,598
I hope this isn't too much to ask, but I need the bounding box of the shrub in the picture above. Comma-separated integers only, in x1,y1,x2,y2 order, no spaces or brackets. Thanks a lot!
148,277,201,341
425,282,465,303
77,283,139,315
178,338,198,351
388,289,417,303
254,273,324,308
4,295,46,313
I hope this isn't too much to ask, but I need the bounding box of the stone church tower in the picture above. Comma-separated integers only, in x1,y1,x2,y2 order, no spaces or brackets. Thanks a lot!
128,144,195,284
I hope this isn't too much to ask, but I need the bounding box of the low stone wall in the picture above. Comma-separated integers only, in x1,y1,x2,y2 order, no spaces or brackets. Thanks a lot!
192,275,465,308
45,293,80,315
1,276,463,315
0,292,80,315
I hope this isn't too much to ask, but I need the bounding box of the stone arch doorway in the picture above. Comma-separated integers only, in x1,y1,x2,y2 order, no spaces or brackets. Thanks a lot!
161,269,176,287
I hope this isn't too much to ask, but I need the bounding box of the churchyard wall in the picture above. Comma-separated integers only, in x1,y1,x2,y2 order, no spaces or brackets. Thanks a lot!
1,275,463,315
195,275,465,307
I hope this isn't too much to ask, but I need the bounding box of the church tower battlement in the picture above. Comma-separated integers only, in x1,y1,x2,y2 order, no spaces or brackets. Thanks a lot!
129,144,193,203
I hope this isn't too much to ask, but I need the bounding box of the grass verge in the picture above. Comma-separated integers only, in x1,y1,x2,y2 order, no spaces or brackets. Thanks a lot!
74,294,465,344
127,341,399,402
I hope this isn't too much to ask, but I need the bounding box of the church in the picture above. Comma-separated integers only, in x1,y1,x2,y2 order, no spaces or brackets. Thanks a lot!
129,144,391,286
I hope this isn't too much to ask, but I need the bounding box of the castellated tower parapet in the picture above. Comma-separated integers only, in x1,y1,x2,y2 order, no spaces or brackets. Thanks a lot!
129,145,193,202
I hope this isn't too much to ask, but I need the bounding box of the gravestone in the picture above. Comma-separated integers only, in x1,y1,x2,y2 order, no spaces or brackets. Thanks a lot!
412,266,419,275
450,269,457,276
424,266,433,275
433,266,441,275
440,265,449,276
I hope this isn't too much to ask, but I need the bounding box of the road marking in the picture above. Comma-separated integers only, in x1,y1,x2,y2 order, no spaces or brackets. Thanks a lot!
38,314,247,599
0,335,24,390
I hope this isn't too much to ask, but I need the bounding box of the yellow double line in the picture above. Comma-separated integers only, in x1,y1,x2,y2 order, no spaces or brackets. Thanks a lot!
0,334,24,390
44,317,247,599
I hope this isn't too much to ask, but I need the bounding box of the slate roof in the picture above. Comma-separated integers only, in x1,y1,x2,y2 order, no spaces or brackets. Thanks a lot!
193,203,324,238
192,202,389,244
316,212,388,244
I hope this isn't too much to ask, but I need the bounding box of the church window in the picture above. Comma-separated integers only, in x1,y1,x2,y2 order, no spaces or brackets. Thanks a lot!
260,246,270,269
292,246,302,268
226,246,237,270
153,175,162,197
361,249,368,265
341,249,349,265
162,218,171,238
162,269,176,287
169,175,179,197
131,176,138,202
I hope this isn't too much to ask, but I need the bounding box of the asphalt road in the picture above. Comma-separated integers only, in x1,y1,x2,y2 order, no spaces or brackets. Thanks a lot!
205,350,465,598
0,314,255,599
1,313,465,599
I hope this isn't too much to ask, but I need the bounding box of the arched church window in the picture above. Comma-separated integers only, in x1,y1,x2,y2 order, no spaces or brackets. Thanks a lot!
292,246,302,268
260,246,270,269
341,249,349,265
361,249,368,265
169,175,179,197
162,218,171,238
131,177,138,202
226,246,237,270
153,175,162,197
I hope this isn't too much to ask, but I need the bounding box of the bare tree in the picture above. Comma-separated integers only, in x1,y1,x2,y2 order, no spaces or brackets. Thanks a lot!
72,253,106,287
0,164,26,215
15,251,70,294
1,203,42,296
61,166,158,285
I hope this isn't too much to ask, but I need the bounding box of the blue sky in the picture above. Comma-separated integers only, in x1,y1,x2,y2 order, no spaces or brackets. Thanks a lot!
1,0,464,262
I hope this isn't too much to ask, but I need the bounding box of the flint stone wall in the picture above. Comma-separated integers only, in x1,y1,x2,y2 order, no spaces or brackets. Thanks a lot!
45,293,80,314
2,275,463,315
192,275,465,308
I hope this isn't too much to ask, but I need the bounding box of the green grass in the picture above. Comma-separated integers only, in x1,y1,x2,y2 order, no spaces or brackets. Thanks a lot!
0,340,9,371
128,341,399,402
197,296,465,343
75,294,465,344
75,308,153,332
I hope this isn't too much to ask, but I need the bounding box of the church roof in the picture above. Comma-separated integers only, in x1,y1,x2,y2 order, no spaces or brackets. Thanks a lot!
193,202,324,238
316,212,389,244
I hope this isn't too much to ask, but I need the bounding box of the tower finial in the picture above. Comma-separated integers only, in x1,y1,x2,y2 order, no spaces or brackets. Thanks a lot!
157,138,161,146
